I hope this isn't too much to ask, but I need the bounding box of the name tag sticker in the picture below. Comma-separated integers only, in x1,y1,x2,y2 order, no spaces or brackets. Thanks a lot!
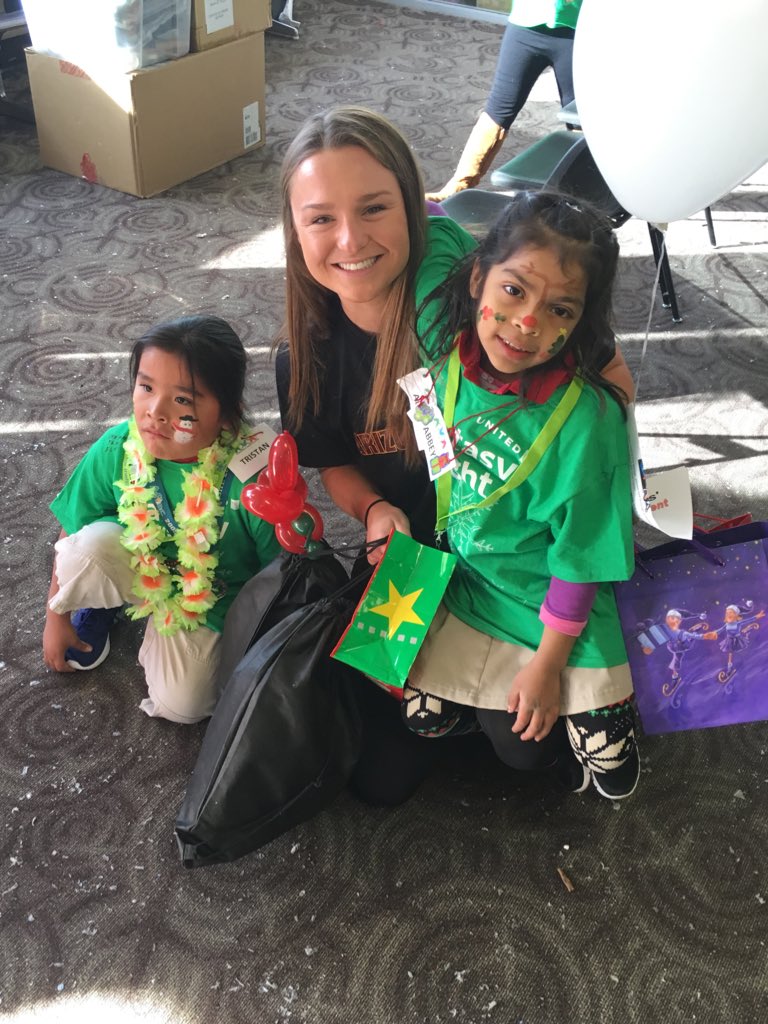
229,424,278,483
397,368,454,481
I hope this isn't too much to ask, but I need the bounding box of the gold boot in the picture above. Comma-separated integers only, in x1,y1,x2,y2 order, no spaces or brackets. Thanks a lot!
426,112,507,203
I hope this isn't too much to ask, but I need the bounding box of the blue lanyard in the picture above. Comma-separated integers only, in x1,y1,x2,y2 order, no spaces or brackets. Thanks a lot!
150,468,235,537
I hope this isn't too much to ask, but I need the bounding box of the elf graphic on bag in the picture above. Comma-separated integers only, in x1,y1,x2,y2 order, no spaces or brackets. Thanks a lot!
614,521,768,734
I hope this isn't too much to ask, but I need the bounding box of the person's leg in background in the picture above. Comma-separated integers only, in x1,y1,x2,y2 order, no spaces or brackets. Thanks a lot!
426,23,564,201
545,26,577,107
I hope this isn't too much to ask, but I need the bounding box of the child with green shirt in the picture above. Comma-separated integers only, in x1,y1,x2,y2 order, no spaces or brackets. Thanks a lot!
403,191,639,800
43,315,279,725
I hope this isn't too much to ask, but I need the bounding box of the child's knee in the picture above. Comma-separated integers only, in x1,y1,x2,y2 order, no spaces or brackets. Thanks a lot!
57,521,124,562
50,521,133,613
476,708,568,771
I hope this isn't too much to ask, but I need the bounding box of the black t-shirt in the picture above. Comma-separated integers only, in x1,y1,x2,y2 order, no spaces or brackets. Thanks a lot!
274,299,436,544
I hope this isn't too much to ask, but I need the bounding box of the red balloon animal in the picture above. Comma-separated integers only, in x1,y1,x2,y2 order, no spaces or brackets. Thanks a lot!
241,432,324,554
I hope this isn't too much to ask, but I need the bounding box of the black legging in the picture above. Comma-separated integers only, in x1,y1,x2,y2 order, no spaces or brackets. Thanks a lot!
402,685,568,771
485,23,576,130
402,685,638,778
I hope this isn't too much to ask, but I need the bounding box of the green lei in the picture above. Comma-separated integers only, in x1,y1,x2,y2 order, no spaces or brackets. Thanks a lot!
115,417,246,636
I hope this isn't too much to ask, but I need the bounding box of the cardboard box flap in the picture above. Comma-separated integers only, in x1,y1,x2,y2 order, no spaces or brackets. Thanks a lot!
27,34,266,198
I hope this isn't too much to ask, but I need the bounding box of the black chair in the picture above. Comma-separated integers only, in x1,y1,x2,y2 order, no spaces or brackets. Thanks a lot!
556,104,717,247
478,129,682,321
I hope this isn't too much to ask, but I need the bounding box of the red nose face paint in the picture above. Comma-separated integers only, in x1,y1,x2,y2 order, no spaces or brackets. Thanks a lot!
521,315,538,328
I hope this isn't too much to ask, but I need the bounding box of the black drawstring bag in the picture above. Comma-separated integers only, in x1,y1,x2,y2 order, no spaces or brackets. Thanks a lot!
175,551,367,868
213,546,351,692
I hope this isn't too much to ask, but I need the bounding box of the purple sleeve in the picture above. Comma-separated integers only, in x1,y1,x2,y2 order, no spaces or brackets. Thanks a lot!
426,200,448,217
539,577,599,637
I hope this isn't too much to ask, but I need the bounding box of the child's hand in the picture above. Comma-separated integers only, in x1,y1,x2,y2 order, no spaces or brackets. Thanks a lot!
43,612,90,673
507,659,561,742
365,501,411,565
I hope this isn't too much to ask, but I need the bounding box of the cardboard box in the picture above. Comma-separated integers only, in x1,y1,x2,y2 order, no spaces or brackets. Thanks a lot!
26,33,265,198
22,0,192,73
191,0,271,52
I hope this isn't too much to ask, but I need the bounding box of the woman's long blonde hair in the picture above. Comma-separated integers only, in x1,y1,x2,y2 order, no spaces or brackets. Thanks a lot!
278,106,427,464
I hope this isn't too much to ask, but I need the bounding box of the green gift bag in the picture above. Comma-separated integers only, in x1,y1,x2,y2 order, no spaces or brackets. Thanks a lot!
331,531,457,689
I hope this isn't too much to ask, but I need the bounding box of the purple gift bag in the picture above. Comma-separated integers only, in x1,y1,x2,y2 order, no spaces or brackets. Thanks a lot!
613,522,768,734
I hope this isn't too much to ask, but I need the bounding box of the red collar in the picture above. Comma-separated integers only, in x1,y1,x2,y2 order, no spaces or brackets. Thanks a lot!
458,330,574,404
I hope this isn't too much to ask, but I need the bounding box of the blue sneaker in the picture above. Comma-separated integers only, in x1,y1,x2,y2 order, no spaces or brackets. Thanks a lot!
65,607,120,670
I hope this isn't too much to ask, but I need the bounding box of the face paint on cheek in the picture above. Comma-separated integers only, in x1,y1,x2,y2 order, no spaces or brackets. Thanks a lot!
478,305,507,323
547,328,568,356
172,415,198,445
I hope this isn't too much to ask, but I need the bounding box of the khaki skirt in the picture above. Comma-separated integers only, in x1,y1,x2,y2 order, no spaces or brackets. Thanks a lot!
409,604,633,717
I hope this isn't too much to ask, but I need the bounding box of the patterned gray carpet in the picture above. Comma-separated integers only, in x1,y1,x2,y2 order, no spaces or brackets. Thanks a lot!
2,1,767,1021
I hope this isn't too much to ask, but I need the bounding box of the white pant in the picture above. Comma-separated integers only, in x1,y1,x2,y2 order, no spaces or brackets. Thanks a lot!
49,521,221,724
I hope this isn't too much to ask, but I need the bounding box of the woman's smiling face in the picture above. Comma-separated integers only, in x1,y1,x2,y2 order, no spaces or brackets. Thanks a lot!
471,244,586,379
288,145,410,332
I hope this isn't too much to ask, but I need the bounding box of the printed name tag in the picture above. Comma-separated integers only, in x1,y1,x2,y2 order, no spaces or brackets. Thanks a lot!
229,424,278,483
397,368,454,481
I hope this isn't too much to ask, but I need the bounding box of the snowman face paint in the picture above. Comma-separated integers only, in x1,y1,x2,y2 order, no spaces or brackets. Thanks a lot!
172,414,198,445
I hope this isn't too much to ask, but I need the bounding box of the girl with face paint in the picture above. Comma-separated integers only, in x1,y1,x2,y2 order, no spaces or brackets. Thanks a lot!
401,191,640,801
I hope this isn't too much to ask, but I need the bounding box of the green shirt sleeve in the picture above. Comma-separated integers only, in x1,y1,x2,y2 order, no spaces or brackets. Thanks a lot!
415,216,477,357
544,394,634,583
49,422,128,534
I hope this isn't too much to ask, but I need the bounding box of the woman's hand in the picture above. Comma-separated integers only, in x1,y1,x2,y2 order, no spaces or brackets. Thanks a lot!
507,658,561,742
43,611,89,673
365,500,411,565
318,466,412,566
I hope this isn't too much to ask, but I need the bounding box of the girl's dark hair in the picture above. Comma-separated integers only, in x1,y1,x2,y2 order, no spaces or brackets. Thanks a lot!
420,190,626,409
129,315,247,432
278,105,427,464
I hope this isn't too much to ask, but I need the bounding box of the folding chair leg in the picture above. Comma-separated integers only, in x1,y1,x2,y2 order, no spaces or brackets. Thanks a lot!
647,224,682,323
704,206,717,247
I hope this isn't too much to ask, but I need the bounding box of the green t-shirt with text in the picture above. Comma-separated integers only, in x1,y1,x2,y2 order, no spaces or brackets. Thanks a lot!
416,215,633,667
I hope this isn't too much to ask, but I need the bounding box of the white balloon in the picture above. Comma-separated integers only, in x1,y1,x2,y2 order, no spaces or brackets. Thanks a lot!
573,0,768,223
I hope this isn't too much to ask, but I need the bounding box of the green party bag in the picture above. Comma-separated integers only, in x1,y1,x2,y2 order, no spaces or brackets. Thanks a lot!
331,530,456,689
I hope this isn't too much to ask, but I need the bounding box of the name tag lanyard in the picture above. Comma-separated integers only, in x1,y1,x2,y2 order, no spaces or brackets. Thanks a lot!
150,469,235,538
435,347,584,531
